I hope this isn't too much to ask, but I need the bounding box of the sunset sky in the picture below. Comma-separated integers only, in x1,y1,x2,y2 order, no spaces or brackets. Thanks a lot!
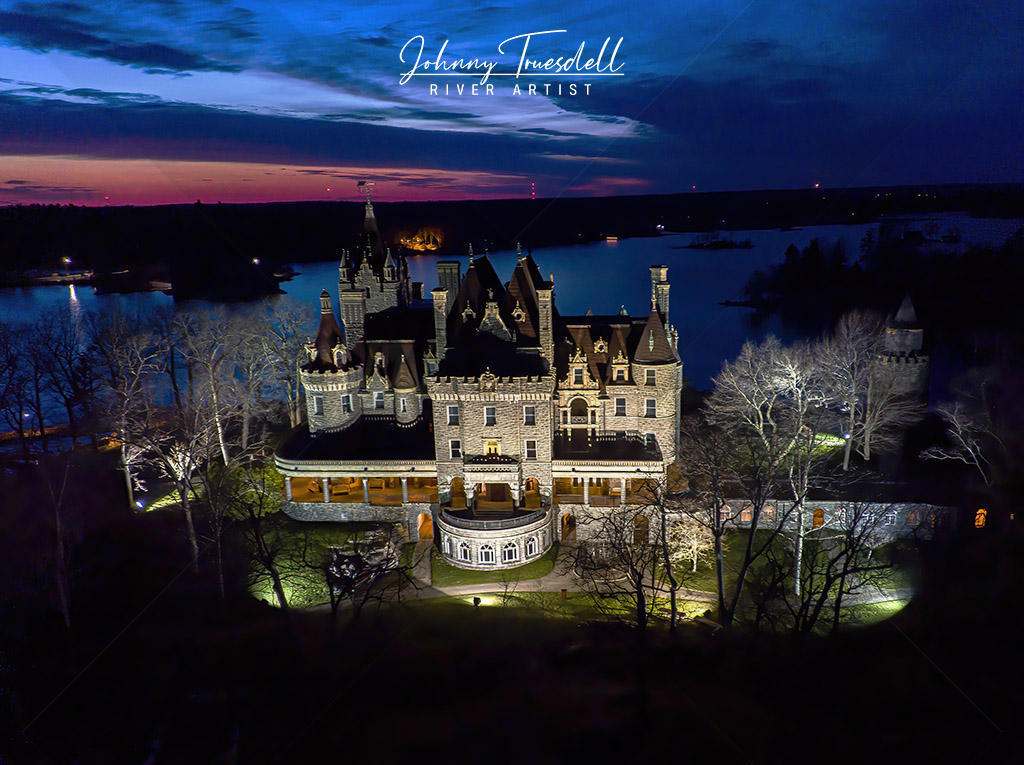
0,0,1021,205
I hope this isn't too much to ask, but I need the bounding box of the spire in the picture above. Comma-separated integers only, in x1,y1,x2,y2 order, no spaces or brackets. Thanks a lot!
634,307,676,364
468,243,474,261
893,293,919,327
319,289,332,313
516,242,523,261
384,248,395,268
618,305,628,316
313,290,344,368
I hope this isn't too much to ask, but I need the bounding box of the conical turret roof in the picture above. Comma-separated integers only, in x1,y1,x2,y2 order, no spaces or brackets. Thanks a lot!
633,307,677,364
892,293,919,328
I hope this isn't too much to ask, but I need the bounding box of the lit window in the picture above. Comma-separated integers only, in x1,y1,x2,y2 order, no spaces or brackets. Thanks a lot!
485,406,496,426
764,506,775,522
573,368,584,385
458,541,471,561
526,537,538,557
312,395,324,416
719,505,731,524
741,507,753,522
525,440,537,460
645,369,656,386
615,397,626,416
907,510,919,525
341,395,352,414
813,508,824,527
374,391,384,410
400,398,407,413
975,508,987,528
502,542,519,563
449,440,462,459
524,406,535,425
448,405,459,425
645,399,656,418
480,544,495,564
486,440,500,456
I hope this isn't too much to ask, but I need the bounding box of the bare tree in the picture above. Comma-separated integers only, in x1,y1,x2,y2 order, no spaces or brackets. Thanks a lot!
232,463,290,610
669,511,715,574
42,306,98,450
0,323,32,455
819,311,923,468
174,308,234,465
922,393,1007,488
263,299,313,428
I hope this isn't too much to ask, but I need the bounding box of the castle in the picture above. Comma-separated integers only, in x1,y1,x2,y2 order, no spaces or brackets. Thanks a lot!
274,200,683,570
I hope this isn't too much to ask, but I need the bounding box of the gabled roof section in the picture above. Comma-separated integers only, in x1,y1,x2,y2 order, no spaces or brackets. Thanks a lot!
447,255,507,343
633,308,677,364
503,256,541,345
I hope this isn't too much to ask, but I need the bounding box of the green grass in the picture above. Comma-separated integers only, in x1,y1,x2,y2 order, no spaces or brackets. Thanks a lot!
839,599,910,625
430,544,559,588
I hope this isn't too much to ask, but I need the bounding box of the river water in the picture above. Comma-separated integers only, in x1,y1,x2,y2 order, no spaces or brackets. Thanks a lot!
2,212,1021,390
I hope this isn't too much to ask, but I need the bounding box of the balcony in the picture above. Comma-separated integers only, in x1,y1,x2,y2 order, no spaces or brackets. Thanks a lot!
440,508,546,531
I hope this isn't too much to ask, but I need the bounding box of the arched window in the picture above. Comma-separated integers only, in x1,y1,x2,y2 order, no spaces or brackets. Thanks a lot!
975,508,987,528
812,508,824,528
834,507,846,524
907,510,920,525
525,537,538,557
458,541,471,562
763,506,775,523
884,511,897,526
480,544,495,564
719,505,731,524
740,506,753,523
502,542,519,563
442,535,452,555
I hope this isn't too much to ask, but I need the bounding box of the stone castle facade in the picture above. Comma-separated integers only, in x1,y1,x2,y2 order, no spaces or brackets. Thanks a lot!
274,203,682,570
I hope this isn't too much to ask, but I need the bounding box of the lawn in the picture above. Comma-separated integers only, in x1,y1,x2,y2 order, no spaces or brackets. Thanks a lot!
430,544,559,587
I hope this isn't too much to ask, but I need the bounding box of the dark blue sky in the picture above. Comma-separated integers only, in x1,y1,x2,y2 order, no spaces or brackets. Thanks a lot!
0,0,1021,204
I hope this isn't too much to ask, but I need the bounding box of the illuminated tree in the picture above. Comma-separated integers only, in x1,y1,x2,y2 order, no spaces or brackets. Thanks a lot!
669,512,715,573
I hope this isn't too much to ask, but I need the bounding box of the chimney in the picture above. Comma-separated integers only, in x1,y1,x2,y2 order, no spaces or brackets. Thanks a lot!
437,260,461,296
537,283,554,370
432,287,449,361
650,265,670,325
339,291,365,344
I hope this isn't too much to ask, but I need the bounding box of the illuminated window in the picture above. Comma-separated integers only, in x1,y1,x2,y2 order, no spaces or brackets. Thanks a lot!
486,440,500,456
341,395,352,413
374,391,384,410
720,505,731,524
645,369,656,386
975,508,987,528
526,537,538,556
502,542,519,563
813,508,824,528
645,399,656,418
312,395,324,416
525,440,537,460
741,507,753,522
523,406,535,425
573,368,584,385
479,544,495,564
485,406,496,426
447,405,459,425
615,397,626,416
458,542,471,562
764,506,775,523
907,510,920,525
449,440,462,460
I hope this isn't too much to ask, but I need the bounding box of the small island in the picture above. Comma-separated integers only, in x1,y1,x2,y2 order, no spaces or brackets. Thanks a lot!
678,232,754,250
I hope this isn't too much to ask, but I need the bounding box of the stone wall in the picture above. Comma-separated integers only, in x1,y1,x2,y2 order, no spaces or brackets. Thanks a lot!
282,500,434,541
301,366,362,432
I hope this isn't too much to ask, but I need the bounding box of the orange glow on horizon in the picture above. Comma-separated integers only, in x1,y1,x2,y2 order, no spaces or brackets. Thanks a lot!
0,155,531,206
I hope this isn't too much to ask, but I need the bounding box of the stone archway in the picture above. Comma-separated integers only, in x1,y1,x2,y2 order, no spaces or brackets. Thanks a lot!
418,512,433,540
561,513,577,542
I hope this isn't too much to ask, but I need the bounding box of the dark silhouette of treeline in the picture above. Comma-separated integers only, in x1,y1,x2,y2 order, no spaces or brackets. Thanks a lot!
741,223,1024,364
1,183,1022,300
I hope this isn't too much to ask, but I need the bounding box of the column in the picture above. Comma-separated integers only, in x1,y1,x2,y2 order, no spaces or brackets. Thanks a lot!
619,477,627,505
285,477,292,500
362,477,370,504
401,477,409,504
466,484,476,509
583,477,590,505
323,478,330,503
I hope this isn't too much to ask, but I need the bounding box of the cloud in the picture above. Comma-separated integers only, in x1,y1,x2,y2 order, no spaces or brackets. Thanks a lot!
0,4,240,73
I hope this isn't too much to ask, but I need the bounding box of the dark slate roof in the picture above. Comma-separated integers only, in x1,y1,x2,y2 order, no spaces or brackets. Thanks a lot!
447,255,508,344
277,417,435,462
553,431,662,461
438,332,547,378
502,256,541,346
633,308,677,364
310,290,345,371
364,305,434,342
891,293,920,329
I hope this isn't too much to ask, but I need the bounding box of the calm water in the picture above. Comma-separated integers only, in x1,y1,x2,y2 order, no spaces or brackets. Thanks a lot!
3,212,1021,390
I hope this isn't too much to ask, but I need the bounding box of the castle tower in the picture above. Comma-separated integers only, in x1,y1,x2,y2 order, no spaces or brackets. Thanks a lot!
650,265,670,326
432,287,449,361
882,293,929,399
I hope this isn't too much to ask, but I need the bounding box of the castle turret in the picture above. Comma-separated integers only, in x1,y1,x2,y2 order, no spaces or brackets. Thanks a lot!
432,286,449,361
881,293,929,399
650,265,670,326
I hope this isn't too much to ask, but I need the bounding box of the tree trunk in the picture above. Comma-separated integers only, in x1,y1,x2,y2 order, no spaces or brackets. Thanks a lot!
714,532,726,621
180,486,200,574
211,384,230,465
794,504,805,597
33,379,47,453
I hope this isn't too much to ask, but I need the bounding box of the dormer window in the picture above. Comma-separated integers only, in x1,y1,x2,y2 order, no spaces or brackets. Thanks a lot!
573,368,584,385
512,306,525,323
462,306,475,321
374,391,385,410
615,368,626,382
